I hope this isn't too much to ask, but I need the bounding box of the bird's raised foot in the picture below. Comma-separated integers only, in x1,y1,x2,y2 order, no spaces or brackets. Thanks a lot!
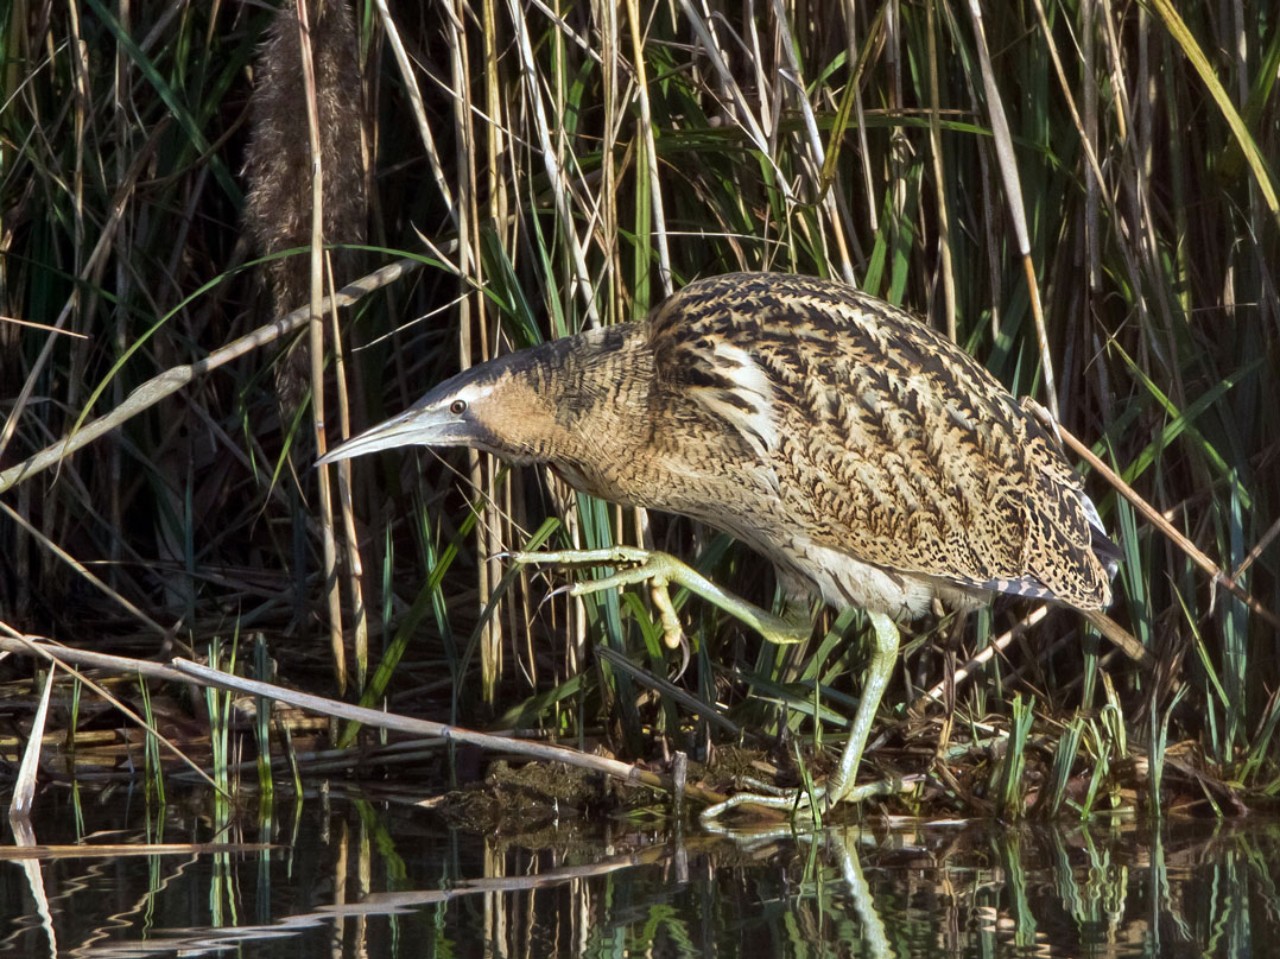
507,547,812,647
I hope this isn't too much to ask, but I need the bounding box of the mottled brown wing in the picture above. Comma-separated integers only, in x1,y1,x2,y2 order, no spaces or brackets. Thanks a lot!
649,272,1112,610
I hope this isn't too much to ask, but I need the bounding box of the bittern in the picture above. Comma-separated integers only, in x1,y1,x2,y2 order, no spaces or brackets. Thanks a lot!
320,272,1117,820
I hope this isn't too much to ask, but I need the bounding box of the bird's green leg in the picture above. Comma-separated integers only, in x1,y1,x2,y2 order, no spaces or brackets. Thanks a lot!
823,610,899,805
699,609,906,823
509,547,812,646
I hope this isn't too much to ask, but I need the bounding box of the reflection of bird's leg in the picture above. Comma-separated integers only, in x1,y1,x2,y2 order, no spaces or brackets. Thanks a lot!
700,610,907,822
829,828,893,959
509,547,812,647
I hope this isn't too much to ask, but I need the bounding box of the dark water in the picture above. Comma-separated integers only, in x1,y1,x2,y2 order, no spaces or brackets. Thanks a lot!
2,788,1275,957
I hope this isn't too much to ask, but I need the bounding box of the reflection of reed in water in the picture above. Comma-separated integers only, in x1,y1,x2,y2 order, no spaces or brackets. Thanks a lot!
5,796,1275,957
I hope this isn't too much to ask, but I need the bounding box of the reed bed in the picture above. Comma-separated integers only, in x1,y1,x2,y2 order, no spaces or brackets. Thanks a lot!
1,0,1276,820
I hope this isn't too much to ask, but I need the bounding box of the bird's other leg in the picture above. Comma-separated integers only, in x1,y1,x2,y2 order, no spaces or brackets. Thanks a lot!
823,610,899,805
774,566,821,641
699,609,905,824
508,546,812,646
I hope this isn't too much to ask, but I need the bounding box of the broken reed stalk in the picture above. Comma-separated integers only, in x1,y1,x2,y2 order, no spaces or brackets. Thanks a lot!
0,635,728,808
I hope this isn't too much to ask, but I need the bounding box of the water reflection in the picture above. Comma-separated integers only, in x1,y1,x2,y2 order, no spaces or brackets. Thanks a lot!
2,789,1275,957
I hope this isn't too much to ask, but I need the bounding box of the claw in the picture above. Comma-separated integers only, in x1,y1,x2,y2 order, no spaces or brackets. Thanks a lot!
648,576,686,651
672,634,691,682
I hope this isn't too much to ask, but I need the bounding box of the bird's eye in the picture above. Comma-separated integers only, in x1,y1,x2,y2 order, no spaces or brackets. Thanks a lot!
449,399,467,415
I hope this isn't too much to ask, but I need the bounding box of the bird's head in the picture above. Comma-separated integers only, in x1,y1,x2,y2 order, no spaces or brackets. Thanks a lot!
317,327,638,469
317,350,559,467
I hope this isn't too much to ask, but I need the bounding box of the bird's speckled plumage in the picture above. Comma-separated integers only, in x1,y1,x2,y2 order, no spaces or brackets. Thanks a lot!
639,273,1117,619
325,272,1116,624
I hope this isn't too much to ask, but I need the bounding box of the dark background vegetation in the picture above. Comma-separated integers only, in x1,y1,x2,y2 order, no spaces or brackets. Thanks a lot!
1,0,1277,812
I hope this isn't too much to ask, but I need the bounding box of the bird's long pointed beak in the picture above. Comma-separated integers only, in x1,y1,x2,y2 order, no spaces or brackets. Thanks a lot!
316,404,459,466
